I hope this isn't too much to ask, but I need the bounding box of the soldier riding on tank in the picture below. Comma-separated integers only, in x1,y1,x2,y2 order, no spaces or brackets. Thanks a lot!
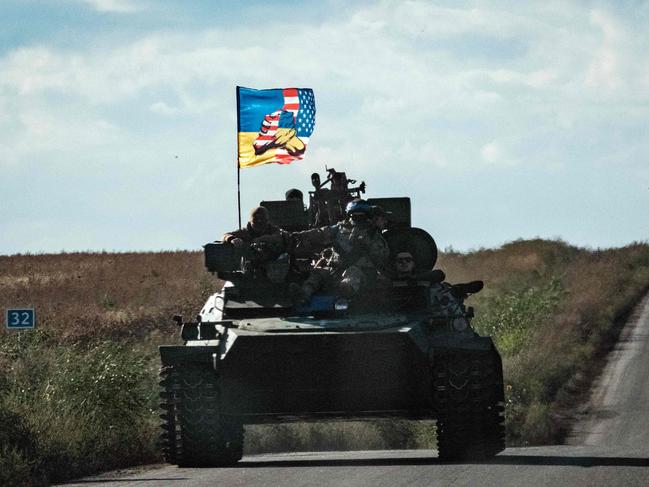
391,250,446,285
222,206,289,279
223,206,282,248
308,168,366,227
289,199,390,303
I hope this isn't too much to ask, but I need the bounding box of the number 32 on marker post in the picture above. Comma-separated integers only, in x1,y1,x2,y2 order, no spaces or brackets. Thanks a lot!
5,309,36,330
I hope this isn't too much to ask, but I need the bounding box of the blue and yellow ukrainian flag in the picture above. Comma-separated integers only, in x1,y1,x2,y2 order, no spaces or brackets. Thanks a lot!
237,86,316,168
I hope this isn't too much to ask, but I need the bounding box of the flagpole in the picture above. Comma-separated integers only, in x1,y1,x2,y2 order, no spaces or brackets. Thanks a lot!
236,86,242,229
237,165,241,229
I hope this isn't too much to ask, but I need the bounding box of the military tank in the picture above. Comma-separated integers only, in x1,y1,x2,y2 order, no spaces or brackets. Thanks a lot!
159,169,505,466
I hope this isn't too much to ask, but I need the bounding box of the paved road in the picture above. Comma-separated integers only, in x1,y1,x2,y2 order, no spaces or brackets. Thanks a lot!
567,293,649,451
60,295,649,487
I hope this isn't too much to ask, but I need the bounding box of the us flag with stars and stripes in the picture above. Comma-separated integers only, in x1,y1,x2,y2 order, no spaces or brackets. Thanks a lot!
253,88,316,164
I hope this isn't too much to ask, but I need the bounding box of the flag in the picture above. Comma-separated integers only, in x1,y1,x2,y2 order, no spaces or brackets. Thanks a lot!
237,86,316,168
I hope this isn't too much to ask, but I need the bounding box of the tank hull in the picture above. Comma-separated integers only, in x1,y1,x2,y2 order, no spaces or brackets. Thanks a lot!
160,327,499,422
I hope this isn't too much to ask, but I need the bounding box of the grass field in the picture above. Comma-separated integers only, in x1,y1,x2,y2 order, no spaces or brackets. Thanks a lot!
1,240,649,485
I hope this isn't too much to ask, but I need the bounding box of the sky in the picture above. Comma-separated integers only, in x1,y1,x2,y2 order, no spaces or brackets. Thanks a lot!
1,0,648,255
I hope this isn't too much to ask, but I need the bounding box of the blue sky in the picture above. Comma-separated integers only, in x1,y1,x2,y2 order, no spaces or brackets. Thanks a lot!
1,0,648,254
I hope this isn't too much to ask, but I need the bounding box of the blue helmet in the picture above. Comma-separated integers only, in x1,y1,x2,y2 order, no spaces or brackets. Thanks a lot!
345,199,373,216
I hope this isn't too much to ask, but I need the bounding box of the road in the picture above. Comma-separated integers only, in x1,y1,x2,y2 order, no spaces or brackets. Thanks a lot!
60,295,649,486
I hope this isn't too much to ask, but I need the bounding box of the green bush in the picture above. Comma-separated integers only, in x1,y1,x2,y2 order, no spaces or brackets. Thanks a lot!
473,276,564,357
0,332,160,484
0,406,39,487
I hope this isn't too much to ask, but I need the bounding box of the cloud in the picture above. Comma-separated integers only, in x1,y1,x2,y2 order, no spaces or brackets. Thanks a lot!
481,142,501,165
77,0,143,13
0,107,122,168
481,141,516,167
2,0,649,252
149,101,177,115
586,9,623,89
2,1,647,176
2,3,647,157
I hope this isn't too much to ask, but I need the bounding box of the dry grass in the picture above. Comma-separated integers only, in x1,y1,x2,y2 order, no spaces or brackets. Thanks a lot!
0,251,215,341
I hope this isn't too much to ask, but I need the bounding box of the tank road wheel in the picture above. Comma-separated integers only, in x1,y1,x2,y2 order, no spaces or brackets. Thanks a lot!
432,348,505,461
159,365,243,467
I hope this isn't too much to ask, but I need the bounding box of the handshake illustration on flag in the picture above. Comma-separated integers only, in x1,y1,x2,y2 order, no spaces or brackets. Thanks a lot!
237,86,315,167
253,109,306,157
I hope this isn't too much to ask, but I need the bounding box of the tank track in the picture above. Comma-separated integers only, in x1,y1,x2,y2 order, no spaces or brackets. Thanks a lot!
432,348,505,461
159,365,244,467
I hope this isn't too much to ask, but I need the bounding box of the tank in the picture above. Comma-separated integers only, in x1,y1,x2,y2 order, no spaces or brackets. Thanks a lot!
159,170,505,466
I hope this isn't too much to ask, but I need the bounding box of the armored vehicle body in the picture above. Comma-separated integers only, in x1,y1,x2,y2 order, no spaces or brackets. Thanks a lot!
159,170,505,466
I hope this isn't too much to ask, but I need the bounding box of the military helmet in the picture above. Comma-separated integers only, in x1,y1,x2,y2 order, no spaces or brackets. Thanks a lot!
345,199,373,216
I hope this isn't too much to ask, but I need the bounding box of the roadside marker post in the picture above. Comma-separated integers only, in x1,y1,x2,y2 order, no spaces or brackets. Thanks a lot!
5,308,36,330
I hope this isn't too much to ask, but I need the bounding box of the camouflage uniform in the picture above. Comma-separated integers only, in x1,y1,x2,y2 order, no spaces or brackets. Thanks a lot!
223,208,289,274
223,222,282,246
294,219,390,295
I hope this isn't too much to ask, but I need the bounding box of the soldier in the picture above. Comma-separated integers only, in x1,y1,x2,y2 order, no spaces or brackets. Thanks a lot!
290,199,390,303
309,172,331,226
285,188,304,203
394,251,416,279
392,250,446,284
223,206,283,249
222,206,291,279
308,170,354,226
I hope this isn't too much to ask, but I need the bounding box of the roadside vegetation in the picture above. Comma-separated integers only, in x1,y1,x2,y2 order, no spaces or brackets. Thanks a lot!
440,239,649,444
1,241,649,485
